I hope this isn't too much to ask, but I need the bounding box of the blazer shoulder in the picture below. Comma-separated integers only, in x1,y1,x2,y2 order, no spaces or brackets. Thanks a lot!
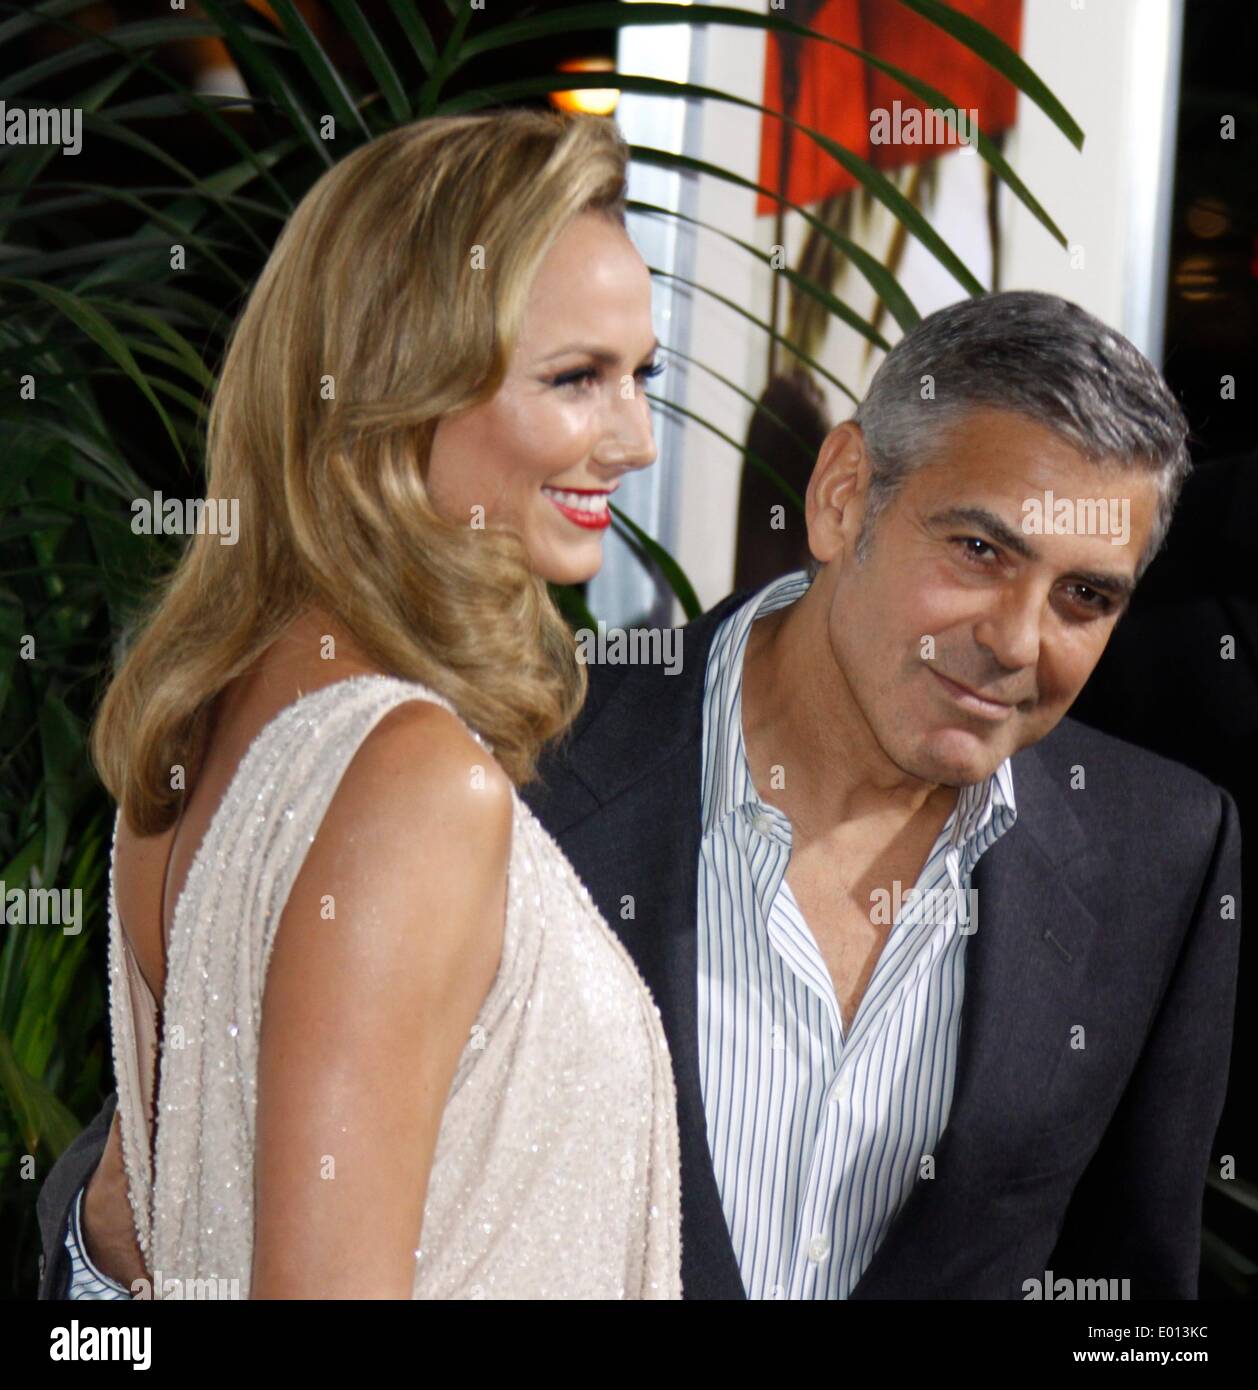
556,589,748,740
534,590,750,794
1037,714,1234,852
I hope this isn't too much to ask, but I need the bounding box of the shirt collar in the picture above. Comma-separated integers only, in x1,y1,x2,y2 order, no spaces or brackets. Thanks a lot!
700,569,1017,859
701,570,814,839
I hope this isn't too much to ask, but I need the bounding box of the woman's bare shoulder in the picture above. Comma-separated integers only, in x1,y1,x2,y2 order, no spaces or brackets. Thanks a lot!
331,694,514,838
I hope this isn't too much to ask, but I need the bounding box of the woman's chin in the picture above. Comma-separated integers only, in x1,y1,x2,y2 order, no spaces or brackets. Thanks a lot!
532,543,605,587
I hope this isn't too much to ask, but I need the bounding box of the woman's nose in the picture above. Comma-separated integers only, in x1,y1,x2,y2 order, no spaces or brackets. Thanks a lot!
601,389,657,471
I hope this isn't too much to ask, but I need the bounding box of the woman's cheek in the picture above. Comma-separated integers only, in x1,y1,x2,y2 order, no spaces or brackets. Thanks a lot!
547,390,605,450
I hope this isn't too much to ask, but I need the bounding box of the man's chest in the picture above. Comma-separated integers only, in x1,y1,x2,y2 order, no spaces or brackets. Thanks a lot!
783,830,948,1033
784,855,891,1034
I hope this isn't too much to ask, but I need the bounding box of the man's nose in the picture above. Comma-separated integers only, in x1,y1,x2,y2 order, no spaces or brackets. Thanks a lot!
973,581,1044,673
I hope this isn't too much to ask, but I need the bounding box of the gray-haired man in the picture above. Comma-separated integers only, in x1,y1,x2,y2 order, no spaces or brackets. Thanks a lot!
522,289,1241,1298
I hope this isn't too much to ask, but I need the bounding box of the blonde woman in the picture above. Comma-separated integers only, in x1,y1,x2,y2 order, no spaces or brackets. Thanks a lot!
39,110,681,1299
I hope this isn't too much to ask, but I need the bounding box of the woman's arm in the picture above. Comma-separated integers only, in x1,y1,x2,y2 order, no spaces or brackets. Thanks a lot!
80,1108,149,1289
249,701,512,1298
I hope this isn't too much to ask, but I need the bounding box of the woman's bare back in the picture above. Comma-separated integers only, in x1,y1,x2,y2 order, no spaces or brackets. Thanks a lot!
85,607,449,1289
113,608,386,1004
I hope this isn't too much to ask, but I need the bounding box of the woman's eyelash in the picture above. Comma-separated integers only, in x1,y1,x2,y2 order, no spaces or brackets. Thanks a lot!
549,360,665,389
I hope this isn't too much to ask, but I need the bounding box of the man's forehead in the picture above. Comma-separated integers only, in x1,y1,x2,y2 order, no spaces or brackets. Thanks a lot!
904,432,1160,511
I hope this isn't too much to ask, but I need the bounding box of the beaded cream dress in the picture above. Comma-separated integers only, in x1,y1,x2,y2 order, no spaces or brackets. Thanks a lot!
107,674,682,1299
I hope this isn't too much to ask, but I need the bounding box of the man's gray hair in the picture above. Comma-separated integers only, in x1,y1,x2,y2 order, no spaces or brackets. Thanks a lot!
806,290,1191,585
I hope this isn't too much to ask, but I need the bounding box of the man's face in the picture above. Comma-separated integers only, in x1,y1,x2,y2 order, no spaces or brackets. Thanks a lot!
807,406,1160,788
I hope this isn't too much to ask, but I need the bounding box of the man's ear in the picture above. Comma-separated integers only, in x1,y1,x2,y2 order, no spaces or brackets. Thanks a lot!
806,422,869,566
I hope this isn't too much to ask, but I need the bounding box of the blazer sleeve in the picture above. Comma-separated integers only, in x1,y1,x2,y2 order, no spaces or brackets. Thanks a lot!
35,1091,116,1299
1047,786,1243,1298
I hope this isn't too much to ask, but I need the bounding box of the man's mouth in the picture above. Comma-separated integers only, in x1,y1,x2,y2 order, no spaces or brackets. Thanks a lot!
930,668,1015,721
542,486,612,530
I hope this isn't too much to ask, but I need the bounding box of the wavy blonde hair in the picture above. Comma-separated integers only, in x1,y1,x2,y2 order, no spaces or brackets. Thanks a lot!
92,109,631,835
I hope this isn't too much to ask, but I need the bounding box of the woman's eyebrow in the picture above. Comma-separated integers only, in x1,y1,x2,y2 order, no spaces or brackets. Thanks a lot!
538,339,661,365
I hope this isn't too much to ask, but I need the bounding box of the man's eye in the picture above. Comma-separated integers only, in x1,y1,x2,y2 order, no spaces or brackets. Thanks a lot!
1066,584,1113,614
954,537,998,563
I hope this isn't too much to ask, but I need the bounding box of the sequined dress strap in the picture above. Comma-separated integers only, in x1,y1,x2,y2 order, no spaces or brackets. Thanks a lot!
106,674,492,1282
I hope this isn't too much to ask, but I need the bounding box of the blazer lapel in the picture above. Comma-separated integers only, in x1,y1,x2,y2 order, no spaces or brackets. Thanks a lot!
849,729,1102,1296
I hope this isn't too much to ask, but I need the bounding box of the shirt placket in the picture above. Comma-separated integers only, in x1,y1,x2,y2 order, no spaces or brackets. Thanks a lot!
746,798,857,1298
777,823,966,1298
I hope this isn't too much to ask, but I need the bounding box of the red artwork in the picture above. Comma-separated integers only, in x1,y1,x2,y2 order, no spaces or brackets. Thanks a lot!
757,0,1024,214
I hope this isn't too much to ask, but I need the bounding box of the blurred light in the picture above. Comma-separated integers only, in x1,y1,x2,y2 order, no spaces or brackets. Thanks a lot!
1174,253,1222,301
195,63,252,107
550,58,619,115
1186,197,1231,240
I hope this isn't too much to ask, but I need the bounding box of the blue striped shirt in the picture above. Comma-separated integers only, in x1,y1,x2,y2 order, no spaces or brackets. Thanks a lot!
64,1181,132,1299
697,570,1017,1299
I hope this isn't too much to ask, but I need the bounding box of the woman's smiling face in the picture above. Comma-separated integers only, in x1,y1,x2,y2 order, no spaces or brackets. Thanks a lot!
425,211,660,585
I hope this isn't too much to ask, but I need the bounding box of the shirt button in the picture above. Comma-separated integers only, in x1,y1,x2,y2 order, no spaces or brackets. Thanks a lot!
752,812,772,835
807,1234,831,1263
832,1073,851,1104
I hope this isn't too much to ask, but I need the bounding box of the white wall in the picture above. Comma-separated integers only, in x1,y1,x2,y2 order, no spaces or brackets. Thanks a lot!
656,0,769,618
1000,0,1182,356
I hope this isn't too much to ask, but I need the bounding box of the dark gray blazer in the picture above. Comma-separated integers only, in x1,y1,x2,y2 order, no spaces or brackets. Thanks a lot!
36,586,1243,1299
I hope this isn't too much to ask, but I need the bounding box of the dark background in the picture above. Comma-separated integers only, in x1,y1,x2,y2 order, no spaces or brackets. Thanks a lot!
1068,2,1258,1293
